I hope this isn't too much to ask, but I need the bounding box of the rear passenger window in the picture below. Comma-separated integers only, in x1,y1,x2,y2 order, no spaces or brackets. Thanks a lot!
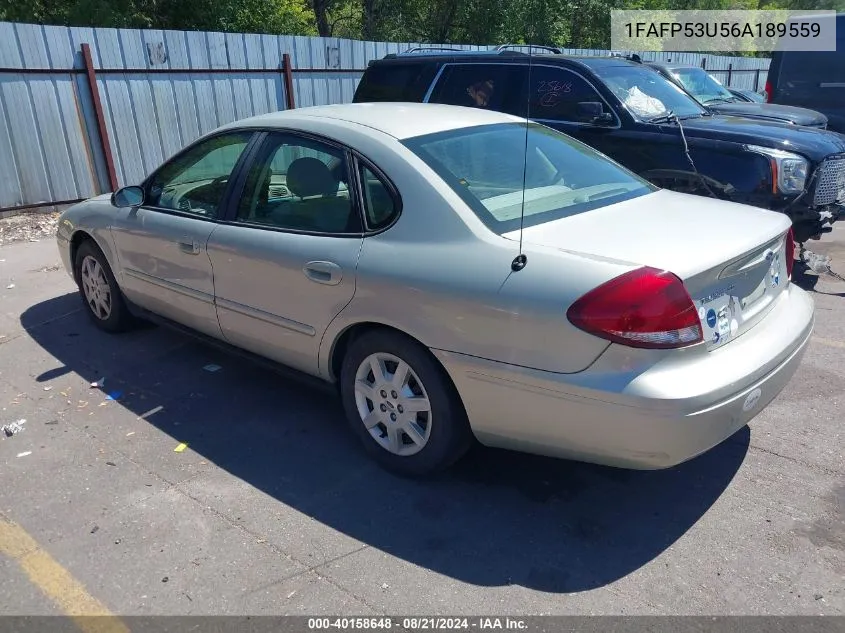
359,163,399,230
428,64,526,115
354,63,439,102
236,133,361,234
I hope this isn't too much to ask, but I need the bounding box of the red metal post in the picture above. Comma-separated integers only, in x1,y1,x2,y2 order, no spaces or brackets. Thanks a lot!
282,53,296,110
81,43,118,192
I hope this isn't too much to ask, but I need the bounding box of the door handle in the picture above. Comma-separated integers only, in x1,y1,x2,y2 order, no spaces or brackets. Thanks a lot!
303,261,342,286
177,238,200,255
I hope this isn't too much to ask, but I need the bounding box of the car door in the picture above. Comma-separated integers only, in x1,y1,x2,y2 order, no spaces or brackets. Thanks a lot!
206,131,372,376
109,131,256,339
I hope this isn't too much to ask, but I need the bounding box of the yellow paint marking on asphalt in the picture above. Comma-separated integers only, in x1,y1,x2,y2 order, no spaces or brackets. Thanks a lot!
812,336,845,350
0,518,130,633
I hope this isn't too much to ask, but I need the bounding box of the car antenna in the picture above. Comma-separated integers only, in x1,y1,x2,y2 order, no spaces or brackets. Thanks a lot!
511,40,533,272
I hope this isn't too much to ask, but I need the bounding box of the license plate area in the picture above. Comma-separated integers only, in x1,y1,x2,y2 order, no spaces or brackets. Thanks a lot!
697,242,787,350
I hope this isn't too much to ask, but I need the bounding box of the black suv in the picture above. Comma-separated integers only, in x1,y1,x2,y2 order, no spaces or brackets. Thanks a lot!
766,13,845,133
354,50,845,243
646,61,828,129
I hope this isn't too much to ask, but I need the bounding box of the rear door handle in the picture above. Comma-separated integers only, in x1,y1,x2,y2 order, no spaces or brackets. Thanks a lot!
177,238,200,255
303,261,342,286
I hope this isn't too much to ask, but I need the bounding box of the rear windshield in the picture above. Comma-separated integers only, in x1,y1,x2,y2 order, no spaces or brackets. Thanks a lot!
402,122,655,234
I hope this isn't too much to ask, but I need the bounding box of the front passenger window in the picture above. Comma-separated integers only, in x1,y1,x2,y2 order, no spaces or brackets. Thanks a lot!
237,134,361,234
146,132,252,219
527,67,612,124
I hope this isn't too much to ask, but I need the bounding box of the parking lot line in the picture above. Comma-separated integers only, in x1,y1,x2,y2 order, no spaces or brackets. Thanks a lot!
812,336,845,349
0,517,129,633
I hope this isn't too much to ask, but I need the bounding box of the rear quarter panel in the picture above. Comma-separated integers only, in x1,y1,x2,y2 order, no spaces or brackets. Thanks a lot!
316,136,635,378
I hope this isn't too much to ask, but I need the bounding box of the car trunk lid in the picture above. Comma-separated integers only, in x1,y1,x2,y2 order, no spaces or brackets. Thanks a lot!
502,189,793,350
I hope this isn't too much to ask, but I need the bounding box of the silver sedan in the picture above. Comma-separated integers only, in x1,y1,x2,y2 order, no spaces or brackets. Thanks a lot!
56,103,814,476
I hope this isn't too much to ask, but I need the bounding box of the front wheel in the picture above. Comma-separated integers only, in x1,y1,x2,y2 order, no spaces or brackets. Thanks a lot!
74,239,133,333
339,329,472,476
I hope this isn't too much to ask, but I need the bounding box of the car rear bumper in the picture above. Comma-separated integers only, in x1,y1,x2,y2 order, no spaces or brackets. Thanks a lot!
433,283,814,469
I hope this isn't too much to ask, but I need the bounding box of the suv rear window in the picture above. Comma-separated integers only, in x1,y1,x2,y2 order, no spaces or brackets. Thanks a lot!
353,63,439,102
403,122,655,234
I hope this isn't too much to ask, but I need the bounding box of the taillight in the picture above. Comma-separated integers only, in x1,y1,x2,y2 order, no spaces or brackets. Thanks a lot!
785,227,795,279
567,267,703,350
764,80,773,103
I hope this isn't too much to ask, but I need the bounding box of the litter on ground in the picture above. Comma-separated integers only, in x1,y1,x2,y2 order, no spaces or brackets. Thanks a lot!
174,442,188,453
90,378,105,388
2,419,26,437
16,451,31,458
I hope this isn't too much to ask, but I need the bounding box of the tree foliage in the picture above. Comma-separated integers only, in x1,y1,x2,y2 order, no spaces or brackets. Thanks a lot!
2,0,843,50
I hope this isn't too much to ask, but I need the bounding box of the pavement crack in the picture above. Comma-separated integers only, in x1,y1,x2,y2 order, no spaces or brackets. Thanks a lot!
748,442,842,476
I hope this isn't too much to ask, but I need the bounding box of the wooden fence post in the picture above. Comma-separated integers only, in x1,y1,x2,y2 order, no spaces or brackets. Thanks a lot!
282,53,296,110
81,43,119,193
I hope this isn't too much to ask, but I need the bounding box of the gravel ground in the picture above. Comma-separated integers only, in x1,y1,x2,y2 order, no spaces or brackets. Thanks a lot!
0,212,60,247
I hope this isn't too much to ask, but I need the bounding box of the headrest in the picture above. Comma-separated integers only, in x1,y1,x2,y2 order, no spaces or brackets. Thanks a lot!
286,157,339,198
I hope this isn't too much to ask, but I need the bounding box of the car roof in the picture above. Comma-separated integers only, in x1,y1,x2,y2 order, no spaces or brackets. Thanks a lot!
369,51,641,70
573,57,643,69
224,103,524,140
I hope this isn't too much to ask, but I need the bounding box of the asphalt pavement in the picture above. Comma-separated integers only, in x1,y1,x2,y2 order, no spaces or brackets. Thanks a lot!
0,226,843,617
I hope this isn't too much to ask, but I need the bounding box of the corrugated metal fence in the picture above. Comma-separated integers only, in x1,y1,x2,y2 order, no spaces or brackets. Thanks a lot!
0,21,771,210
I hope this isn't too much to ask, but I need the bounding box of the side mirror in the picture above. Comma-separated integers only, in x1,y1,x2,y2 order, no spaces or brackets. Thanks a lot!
111,185,144,208
576,102,614,125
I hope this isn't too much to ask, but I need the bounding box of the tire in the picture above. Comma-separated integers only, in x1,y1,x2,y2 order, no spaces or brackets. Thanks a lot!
339,329,473,477
74,239,133,333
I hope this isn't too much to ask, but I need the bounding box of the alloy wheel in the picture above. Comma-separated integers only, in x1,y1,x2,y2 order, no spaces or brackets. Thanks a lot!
80,255,112,321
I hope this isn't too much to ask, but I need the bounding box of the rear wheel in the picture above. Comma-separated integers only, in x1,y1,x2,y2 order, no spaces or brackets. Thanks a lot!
339,329,472,476
74,239,133,333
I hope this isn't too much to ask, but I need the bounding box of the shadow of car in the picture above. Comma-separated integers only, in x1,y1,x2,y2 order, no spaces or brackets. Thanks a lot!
20,293,750,593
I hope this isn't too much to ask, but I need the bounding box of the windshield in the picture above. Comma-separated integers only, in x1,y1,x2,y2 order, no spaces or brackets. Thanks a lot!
591,65,707,120
402,123,656,234
670,68,734,104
